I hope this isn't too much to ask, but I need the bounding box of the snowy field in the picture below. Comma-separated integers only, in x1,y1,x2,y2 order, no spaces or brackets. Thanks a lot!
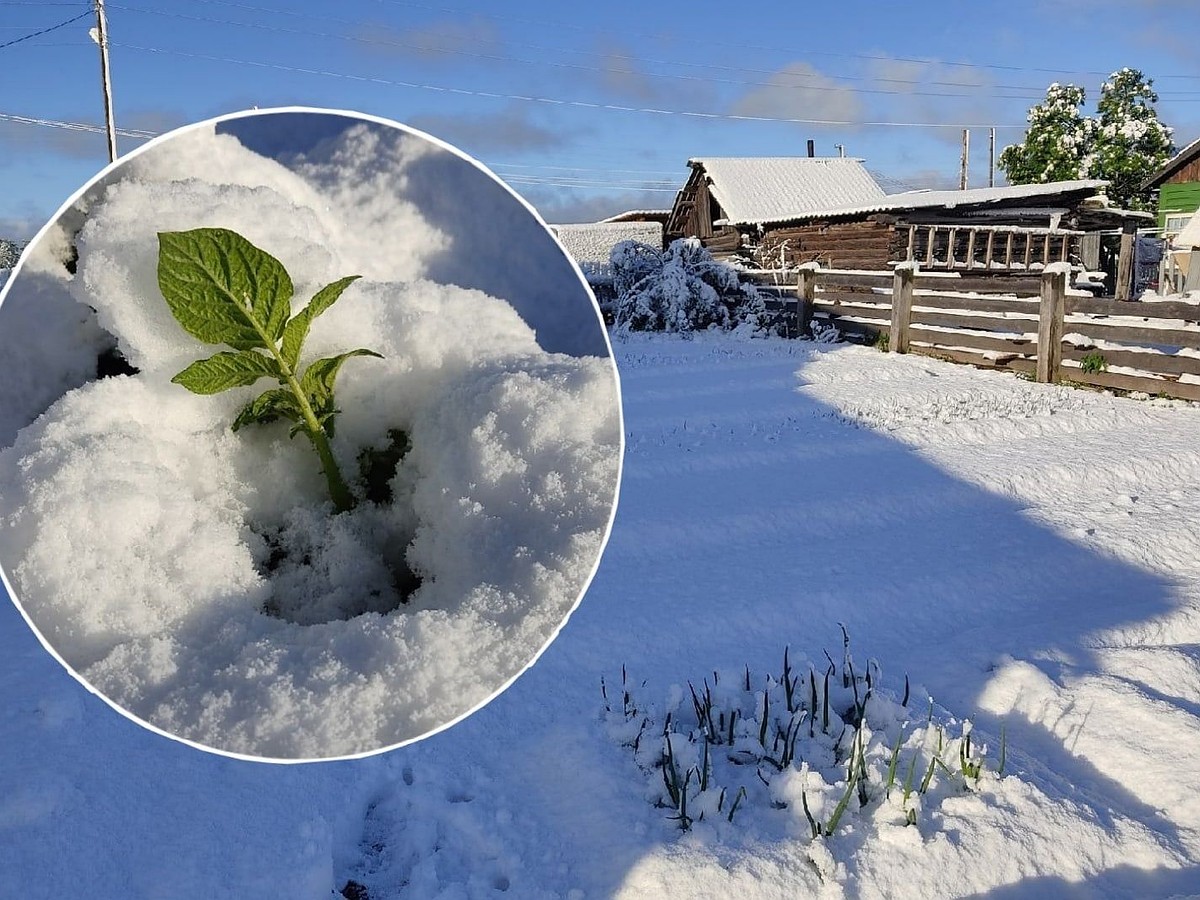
5,332,1200,896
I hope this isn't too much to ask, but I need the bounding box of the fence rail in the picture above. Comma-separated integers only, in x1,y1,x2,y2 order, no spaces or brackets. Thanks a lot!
746,265,1200,402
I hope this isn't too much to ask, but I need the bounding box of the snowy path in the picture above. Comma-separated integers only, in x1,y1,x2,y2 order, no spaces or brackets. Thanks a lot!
5,334,1200,897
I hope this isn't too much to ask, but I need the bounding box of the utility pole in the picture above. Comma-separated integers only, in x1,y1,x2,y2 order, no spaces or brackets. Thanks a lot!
93,0,117,163
988,127,996,188
959,129,970,190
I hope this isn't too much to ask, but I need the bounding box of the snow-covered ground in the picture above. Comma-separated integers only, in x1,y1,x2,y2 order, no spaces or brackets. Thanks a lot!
6,333,1200,897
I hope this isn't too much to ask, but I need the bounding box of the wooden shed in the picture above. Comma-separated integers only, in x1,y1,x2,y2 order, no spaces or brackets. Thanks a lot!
1143,137,1200,234
755,181,1134,274
664,157,887,258
667,160,1139,274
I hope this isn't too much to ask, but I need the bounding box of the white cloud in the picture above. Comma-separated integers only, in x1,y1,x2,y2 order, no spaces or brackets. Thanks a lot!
729,62,863,125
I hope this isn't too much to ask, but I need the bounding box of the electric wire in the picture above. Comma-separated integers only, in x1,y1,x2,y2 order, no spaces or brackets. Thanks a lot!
0,8,90,51
111,42,1030,129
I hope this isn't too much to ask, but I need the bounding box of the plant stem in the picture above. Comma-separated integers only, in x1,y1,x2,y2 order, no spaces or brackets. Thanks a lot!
241,296,356,512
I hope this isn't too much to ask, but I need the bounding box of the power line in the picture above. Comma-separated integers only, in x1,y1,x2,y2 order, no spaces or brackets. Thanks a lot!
0,111,157,139
364,0,1200,82
108,2,1123,101
112,42,1030,129
0,8,90,50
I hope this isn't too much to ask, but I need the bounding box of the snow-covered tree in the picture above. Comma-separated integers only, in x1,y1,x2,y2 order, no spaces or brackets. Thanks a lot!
0,239,19,270
1090,68,1174,211
610,238,772,334
999,69,1174,212
998,83,1096,185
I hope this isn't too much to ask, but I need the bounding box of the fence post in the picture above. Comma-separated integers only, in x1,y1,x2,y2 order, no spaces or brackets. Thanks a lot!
1037,263,1067,383
795,262,818,338
1115,222,1136,301
890,262,915,353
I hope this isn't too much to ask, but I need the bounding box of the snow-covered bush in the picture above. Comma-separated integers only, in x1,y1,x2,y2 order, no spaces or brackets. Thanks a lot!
0,239,19,270
610,238,773,334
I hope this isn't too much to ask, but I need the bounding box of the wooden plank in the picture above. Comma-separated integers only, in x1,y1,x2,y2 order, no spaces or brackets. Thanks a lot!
811,271,1043,295
815,289,891,306
1042,233,1051,266
1023,233,1033,269
811,302,891,326
985,231,995,270
1062,345,1200,377
911,293,1039,315
1063,320,1200,352
909,327,1036,355
966,230,977,270
908,309,1038,335
814,271,893,287
1066,297,1200,321
947,228,958,268
811,313,884,341
916,276,1042,295
1066,368,1200,401
906,224,915,260
925,226,936,267
910,345,1037,374
1004,232,1014,268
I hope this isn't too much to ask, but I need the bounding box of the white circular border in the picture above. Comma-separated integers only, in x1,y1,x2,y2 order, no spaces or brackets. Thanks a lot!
0,105,626,765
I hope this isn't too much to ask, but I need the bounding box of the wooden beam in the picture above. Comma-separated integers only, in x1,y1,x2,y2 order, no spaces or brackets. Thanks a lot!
795,262,818,338
890,264,915,353
1037,266,1067,383
1116,226,1135,301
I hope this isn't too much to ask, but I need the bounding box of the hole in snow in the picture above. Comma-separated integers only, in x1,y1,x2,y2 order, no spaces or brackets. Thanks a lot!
254,427,424,625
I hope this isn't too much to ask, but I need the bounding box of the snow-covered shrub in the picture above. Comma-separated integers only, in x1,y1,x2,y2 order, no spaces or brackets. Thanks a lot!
610,238,773,334
0,239,20,270
604,632,1006,860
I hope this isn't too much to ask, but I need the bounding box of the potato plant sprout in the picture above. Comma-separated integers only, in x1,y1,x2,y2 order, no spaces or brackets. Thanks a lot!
158,227,380,513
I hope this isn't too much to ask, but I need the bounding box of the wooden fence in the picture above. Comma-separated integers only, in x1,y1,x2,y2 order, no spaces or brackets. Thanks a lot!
748,263,1200,402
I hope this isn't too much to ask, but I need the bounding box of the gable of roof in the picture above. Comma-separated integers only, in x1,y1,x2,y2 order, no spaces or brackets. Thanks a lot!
689,157,885,225
1143,136,1200,190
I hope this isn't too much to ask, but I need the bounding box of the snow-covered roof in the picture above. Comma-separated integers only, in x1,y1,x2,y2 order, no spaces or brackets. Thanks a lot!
690,157,886,226
599,209,671,223
747,179,1110,226
551,221,663,263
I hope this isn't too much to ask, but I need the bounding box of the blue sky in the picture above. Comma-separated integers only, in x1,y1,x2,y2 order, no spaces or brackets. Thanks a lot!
3,0,1200,238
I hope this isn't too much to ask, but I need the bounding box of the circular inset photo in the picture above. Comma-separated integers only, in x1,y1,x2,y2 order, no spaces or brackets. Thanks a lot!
0,108,623,761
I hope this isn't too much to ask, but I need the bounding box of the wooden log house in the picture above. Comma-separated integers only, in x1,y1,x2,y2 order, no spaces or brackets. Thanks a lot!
666,159,1143,278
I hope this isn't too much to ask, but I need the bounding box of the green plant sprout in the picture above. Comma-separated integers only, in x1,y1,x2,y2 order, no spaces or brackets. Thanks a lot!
605,638,1009,839
1079,351,1108,374
156,227,381,513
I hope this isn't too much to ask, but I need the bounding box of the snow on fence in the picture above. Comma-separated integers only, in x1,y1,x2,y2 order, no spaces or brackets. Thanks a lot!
745,265,1200,401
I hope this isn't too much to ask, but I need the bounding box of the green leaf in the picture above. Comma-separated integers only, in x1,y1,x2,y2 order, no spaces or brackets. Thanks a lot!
157,228,293,350
280,275,361,372
301,348,382,413
171,350,280,395
299,349,381,438
231,388,302,432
